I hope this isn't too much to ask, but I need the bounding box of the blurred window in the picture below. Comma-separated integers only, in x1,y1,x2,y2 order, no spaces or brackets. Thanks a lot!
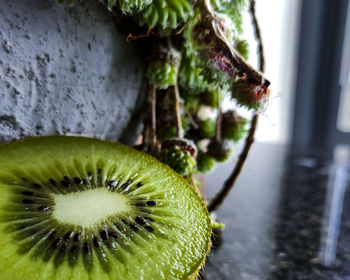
337,3,350,132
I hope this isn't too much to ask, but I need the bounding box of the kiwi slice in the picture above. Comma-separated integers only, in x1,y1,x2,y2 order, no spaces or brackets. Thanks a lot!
0,136,211,280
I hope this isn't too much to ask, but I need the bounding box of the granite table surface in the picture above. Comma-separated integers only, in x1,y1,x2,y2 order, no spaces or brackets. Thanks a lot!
202,143,350,280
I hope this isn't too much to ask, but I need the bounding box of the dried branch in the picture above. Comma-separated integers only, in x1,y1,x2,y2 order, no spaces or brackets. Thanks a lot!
172,83,184,139
142,84,158,155
207,114,258,212
250,0,265,72
196,0,269,86
150,85,157,150
207,0,265,212
126,27,152,42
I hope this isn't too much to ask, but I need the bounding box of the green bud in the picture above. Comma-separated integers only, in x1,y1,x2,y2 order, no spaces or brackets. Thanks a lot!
207,140,232,162
147,46,180,89
159,138,197,176
159,146,196,176
118,0,152,13
221,111,248,142
198,119,216,139
196,153,216,173
231,77,269,111
138,0,193,31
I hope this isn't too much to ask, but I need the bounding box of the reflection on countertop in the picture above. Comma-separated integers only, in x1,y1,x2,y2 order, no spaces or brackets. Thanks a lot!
202,143,350,280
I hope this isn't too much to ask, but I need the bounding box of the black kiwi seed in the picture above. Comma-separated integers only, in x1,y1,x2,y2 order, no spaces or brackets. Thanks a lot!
49,231,56,240
64,231,74,241
49,178,57,186
109,231,118,239
51,238,63,249
135,203,146,207
121,179,132,190
100,230,107,240
61,180,70,188
146,201,157,206
144,226,154,233
31,183,41,189
22,199,35,204
38,206,50,211
136,182,143,188
87,171,93,180
73,177,82,184
73,233,80,242
129,224,138,232
93,237,101,248
64,176,70,182
144,217,154,222
21,191,34,196
107,180,117,188
135,216,146,225
83,242,90,254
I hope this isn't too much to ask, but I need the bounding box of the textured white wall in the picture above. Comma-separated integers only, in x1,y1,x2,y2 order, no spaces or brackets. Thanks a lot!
0,0,144,143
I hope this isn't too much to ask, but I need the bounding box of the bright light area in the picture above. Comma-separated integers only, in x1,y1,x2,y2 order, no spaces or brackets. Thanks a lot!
338,87,350,132
241,0,301,143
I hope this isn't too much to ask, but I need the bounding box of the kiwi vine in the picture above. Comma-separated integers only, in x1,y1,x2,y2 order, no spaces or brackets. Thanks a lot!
57,0,269,220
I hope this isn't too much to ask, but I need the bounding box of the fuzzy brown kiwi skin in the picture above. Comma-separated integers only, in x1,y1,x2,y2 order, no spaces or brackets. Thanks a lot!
1,135,213,279
188,238,212,280
186,193,212,280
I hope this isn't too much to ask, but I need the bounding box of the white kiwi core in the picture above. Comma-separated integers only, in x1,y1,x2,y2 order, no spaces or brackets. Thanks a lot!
53,188,130,227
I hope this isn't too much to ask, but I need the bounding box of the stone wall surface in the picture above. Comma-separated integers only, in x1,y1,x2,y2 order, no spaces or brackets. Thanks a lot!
0,0,144,143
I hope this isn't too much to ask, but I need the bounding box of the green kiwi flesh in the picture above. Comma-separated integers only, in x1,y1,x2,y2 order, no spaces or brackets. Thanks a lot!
0,136,211,280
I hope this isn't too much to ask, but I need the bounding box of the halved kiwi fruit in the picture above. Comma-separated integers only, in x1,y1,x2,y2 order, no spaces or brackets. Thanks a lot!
0,136,211,280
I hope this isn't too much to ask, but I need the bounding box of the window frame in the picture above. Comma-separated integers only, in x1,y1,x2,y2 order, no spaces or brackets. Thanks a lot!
292,0,350,148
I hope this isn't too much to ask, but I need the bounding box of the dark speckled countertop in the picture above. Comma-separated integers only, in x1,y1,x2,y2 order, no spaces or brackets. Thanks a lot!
201,143,350,280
